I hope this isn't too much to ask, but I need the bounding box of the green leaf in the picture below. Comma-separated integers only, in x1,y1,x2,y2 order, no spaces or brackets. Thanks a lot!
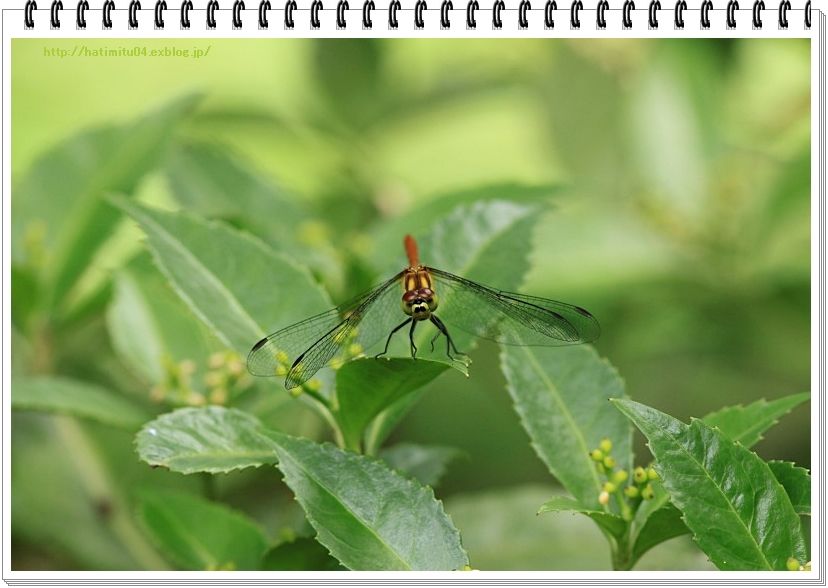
702,392,810,448
379,443,464,488
537,495,626,540
366,199,547,451
114,199,331,356
13,95,198,310
627,391,811,553
334,358,448,452
266,430,469,571
613,399,807,570
501,345,630,509
107,254,216,385
165,141,344,292
631,504,688,565
165,141,303,231
12,377,150,430
136,488,268,570
261,537,344,571
768,461,810,516
368,184,559,269
135,406,278,474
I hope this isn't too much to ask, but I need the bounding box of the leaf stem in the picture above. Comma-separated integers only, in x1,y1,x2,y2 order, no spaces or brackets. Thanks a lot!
614,491,632,521
296,390,347,450
611,531,634,571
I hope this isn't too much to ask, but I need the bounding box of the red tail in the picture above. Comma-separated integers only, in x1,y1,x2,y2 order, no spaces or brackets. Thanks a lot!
404,234,420,267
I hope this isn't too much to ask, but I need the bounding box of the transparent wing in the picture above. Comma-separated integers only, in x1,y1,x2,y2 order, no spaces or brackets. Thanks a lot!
428,267,600,347
247,271,406,388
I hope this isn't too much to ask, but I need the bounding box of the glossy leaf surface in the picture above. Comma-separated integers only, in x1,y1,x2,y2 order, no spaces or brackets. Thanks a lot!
135,406,278,474
614,399,807,570
334,358,448,451
267,430,469,570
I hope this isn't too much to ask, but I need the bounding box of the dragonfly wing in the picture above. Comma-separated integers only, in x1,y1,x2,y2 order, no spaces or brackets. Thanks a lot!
247,272,405,388
247,307,346,378
428,268,600,347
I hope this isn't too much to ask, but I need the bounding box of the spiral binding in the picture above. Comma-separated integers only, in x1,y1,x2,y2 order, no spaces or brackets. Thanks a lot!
648,0,659,27
571,0,582,27
102,0,114,27
128,0,140,28
622,0,633,28
22,0,812,31
674,0,685,27
544,0,556,28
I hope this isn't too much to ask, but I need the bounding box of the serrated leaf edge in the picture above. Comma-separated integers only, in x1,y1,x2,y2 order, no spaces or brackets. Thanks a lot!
271,436,469,571
702,392,810,447
113,198,333,353
133,407,279,475
618,400,801,570
502,345,629,507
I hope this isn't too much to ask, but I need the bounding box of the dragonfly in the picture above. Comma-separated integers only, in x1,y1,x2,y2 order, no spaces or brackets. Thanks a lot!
248,235,600,389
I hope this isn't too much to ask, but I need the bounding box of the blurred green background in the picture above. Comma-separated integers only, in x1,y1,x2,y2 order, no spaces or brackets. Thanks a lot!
11,38,810,570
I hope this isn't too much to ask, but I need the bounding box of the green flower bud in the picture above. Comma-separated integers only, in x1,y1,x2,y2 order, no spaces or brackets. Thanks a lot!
624,485,639,498
786,557,800,571
641,483,655,500
187,392,206,406
204,370,225,388
590,449,604,462
633,466,647,484
227,359,245,375
304,378,323,393
647,467,659,481
602,482,617,493
209,387,228,405
612,469,629,484
599,438,612,453
603,455,616,469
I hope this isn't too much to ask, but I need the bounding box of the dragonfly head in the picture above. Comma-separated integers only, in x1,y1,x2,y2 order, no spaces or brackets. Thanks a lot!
402,288,438,319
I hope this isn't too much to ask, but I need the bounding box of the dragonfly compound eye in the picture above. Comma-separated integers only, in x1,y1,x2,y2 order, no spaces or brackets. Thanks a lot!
427,292,439,311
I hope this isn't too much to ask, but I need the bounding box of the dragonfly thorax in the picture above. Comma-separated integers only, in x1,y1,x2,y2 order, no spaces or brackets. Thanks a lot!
402,287,438,320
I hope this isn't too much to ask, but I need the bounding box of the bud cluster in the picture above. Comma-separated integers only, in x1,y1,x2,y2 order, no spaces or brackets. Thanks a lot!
590,437,660,519
205,351,253,403
150,351,252,406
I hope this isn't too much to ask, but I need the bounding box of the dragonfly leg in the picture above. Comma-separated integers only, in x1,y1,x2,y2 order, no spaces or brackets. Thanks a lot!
429,328,441,352
409,319,419,359
375,318,412,359
430,315,467,360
